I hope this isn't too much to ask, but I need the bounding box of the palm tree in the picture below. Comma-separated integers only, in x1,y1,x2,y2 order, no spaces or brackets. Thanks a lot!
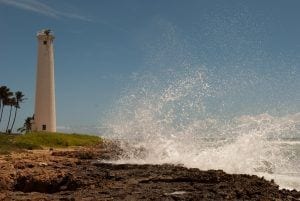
0,86,13,129
0,86,10,123
5,97,16,133
18,116,33,133
10,91,25,132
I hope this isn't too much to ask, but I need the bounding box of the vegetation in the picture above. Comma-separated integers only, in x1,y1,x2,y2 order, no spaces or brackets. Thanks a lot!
10,91,25,132
17,117,33,133
0,132,102,154
0,86,25,133
0,85,102,155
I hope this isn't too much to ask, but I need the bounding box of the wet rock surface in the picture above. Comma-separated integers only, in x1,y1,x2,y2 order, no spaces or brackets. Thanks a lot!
0,142,299,201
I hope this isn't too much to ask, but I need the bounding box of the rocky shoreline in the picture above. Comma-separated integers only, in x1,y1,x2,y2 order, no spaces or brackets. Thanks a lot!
0,142,299,201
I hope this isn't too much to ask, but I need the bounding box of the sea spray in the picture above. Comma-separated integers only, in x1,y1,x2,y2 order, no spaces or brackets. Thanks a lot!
103,68,300,190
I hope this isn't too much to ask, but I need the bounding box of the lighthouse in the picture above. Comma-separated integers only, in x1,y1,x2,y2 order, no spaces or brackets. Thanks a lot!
33,29,56,132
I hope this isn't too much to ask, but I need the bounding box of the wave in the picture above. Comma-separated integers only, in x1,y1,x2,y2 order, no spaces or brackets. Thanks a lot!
102,68,300,190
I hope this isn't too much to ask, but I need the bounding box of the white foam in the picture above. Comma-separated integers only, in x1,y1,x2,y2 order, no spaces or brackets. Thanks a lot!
103,68,300,190
258,173,300,190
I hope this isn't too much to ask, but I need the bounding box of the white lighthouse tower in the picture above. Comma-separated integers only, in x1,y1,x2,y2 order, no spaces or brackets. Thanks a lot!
33,29,56,132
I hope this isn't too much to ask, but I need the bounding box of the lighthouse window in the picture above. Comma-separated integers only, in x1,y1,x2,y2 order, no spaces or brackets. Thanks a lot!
43,41,47,45
42,124,46,130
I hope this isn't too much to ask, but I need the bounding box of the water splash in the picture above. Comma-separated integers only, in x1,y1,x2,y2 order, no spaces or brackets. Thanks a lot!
103,68,300,190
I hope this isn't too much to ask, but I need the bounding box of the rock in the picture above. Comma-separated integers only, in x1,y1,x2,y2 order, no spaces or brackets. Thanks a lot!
39,162,48,167
0,142,298,201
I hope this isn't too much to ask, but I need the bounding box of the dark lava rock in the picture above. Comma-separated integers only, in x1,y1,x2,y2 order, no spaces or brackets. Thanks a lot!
0,145,299,201
14,173,80,193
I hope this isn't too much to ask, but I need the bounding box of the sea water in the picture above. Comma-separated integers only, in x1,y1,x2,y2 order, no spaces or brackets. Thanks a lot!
103,68,300,190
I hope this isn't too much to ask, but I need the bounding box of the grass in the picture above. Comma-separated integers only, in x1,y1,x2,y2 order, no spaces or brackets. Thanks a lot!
0,132,102,154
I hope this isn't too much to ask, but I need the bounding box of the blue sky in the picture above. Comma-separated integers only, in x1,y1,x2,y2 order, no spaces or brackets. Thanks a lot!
0,0,299,133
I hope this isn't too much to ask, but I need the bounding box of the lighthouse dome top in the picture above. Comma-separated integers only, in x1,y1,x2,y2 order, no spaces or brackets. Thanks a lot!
37,29,55,40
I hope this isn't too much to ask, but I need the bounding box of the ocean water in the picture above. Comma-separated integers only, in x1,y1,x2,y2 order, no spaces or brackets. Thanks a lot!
103,68,300,190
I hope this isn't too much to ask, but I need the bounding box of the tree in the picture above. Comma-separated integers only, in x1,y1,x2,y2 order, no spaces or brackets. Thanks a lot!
5,97,16,133
17,116,33,134
10,91,25,132
0,86,10,124
0,86,13,129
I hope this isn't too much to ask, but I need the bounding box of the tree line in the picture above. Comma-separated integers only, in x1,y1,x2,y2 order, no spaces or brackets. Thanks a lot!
0,85,25,134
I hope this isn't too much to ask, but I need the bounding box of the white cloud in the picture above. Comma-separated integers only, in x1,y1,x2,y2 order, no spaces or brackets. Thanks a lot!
0,0,91,21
